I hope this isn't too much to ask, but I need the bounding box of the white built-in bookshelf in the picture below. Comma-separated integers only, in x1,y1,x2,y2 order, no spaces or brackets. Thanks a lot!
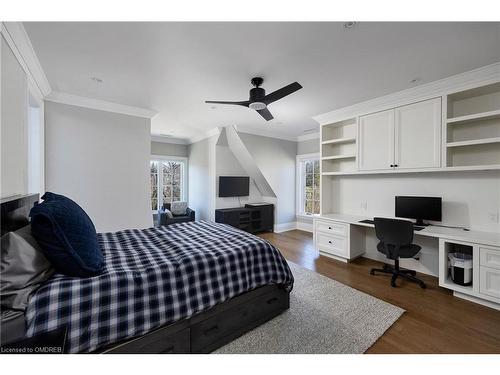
320,117,357,174
445,82,500,169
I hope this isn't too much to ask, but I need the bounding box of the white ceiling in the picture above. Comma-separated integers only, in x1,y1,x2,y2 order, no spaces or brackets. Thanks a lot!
24,22,500,141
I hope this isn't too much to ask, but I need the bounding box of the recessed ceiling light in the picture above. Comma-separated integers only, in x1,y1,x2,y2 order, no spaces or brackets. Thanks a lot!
90,76,103,84
210,106,217,110
343,22,357,29
409,78,422,85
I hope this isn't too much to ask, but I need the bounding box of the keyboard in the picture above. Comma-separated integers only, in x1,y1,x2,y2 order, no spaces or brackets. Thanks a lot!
358,219,424,231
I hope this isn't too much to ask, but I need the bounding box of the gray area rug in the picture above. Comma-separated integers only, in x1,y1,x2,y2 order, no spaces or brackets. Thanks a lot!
215,261,405,354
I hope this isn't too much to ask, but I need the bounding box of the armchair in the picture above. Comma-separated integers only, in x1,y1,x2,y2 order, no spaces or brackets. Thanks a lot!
159,202,195,226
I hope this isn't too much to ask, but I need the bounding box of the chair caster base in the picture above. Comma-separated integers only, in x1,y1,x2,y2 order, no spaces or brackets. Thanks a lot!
370,265,426,289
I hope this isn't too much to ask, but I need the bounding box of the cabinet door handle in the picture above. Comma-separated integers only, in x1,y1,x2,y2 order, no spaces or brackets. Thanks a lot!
394,164,398,167
390,164,394,168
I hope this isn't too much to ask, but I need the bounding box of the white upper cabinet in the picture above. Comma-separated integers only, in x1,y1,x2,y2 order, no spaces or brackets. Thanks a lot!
358,109,395,171
358,98,442,172
394,98,442,169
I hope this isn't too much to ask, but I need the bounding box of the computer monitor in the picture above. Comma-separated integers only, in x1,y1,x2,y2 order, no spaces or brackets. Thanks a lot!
395,196,442,226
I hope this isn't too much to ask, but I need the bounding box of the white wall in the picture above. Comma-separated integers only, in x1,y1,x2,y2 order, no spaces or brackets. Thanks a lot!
45,101,153,232
239,133,297,225
332,171,500,232
188,135,217,221
1,35,28,198
297,138,319,155
215,144,264,209
151,141,188,157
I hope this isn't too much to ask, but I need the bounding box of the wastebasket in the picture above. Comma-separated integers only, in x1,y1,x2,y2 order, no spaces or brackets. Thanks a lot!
448,252,473,286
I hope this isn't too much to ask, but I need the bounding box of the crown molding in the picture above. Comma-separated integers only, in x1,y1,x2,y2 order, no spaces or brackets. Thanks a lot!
46,91,158,119
314,62,500,125
297,132,320,142
1,22,51,99
188,127,221,144
151,134,189,145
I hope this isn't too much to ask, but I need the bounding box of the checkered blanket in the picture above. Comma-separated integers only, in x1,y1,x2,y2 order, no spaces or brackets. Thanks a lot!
25,221,293,353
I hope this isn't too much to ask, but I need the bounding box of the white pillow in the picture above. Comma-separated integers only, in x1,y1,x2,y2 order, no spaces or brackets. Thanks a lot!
171,201,188,216
164,209,174,219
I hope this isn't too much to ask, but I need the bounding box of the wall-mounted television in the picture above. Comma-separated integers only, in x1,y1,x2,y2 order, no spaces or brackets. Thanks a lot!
219,176,250,197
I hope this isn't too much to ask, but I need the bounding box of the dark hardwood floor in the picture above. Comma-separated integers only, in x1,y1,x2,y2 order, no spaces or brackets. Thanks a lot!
259,229,500,353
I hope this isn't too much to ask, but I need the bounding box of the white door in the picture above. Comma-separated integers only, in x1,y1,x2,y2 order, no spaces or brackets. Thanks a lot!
394,98,441,169
358,109,395,171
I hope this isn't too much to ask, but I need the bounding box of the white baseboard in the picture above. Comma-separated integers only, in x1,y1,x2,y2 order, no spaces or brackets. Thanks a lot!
454,291,500,311
274,222,297,233
273,221,313,233
296,221,313,233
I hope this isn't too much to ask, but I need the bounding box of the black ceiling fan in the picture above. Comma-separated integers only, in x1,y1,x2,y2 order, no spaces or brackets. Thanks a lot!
205,77,302,121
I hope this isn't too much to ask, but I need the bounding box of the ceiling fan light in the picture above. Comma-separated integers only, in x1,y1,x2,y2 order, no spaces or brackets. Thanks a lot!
249,102,266,110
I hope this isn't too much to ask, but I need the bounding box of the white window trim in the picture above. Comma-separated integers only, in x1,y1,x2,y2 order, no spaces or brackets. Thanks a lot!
296,152,320,218
27,81,45,196
150,155,189,212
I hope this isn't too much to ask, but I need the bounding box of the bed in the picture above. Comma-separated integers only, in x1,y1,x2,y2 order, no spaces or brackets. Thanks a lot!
1,194,293,353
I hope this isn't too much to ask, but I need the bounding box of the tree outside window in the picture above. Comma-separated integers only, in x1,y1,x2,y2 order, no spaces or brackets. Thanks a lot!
304,159,320,215
150,159,186,211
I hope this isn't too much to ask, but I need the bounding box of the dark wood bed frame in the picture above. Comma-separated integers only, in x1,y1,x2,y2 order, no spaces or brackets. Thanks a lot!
0,194,290,354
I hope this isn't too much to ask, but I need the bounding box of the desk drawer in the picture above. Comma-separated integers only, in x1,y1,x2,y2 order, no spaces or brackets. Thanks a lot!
479,247,500,271
479,266,500,300
315,220,348,237
316,232,348,257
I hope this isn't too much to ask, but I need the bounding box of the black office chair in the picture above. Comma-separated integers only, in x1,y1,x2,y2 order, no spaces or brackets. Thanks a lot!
370,217,426,289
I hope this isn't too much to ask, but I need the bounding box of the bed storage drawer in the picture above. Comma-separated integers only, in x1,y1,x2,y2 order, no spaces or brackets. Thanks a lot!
190,287,289,353
104,321,190,354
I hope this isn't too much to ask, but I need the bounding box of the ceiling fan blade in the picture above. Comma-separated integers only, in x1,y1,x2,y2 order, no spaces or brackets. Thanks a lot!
205,100,249,107
256,107,274,121
263,82,302,105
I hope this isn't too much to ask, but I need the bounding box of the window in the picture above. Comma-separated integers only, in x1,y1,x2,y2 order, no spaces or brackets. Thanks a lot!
150,156,187,211
296,153,320,216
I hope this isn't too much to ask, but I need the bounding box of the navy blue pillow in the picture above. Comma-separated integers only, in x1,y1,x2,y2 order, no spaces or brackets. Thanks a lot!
29,192,104,277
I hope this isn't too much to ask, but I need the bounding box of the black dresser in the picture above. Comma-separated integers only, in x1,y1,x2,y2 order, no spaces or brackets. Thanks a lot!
215,203,274,234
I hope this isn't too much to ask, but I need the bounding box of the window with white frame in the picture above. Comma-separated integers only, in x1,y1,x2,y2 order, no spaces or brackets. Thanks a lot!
296,153,320,216
150,157,187,212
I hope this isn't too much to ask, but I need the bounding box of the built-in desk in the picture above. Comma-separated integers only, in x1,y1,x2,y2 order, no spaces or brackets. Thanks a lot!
314,213,500,309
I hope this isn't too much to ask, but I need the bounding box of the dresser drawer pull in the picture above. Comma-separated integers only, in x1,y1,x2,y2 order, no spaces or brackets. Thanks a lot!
204,324,219,335
328,240,332,244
